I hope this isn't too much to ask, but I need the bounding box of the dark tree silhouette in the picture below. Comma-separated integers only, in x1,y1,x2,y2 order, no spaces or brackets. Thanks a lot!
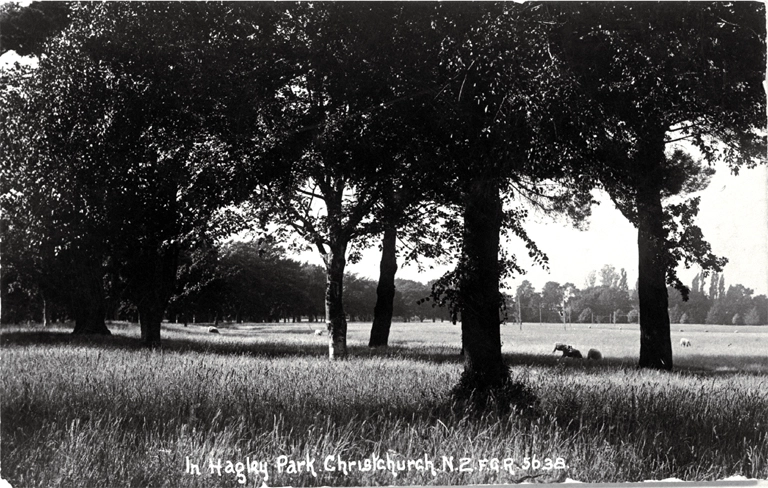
559,2,766,369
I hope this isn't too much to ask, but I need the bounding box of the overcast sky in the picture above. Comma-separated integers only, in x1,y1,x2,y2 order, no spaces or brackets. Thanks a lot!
331,161,768,297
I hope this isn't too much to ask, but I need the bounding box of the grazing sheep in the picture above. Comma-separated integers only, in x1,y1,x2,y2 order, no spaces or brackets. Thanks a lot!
208,326,220,334
679,338,691,347
587,348,603,360
314,329,323,336
553,343,583,359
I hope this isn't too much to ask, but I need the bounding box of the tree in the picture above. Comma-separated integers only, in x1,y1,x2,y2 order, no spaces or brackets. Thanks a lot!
706,301,728,325
599,265,620,288
1,3,290,344
368,225,398,346
419,3,599,397
559,2,766,369
243,3,453,359
744,308,762,326
752,295,768,326
708,271,720,300
344,274,378,322
0,1,71,57
515,281,540,323
618,268,629,293
627,309,639,324
578,307,593,324
541,281,564,318
668,305,683,325
584,270,597,289
368,183,448,346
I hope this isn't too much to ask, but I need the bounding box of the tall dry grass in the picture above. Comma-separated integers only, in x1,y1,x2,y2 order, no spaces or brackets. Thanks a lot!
1,322,766,487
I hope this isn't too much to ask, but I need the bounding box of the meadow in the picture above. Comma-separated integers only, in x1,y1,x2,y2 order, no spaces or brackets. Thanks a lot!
1,320,767,487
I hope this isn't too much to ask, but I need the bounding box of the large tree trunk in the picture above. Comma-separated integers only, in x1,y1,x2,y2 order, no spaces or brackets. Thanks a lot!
71,262,111,335
325,242,348,359
458,177,506,389
636,137,673,370
369,225,398,347
130,245,179,347
138,300,164,345
636,189,673,370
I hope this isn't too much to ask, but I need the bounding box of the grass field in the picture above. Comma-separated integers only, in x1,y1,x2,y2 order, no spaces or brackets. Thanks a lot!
1,320,767,487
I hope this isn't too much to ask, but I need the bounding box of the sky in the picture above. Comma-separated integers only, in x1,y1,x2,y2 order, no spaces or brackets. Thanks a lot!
308,161,768,297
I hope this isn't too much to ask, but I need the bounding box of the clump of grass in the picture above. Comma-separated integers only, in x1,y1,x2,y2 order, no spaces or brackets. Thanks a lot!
2,325,767,487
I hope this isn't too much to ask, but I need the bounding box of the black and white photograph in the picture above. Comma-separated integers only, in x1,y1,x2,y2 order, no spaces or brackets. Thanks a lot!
1,2,766,487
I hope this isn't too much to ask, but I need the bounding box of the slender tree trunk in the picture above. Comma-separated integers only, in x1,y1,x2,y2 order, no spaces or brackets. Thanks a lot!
458,177,506,389
369,225,398,347
41,294,48,328
325,242,348,359
636,137,673,370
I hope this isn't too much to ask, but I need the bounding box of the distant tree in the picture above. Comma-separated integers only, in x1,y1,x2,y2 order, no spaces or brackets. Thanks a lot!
540,281,564,320
679,313,690,325
744,308,761,326
578,307,593,324
685,289,710,325
515,281,541,324
721,284,755,324
691,273,702,296
731,313,743,326
584,270,597,289
618,269,629,292
718,275,726,304
344,275,378,322
708,271,720,301
668,305,683,325
752,295,768,325
599,265,620,289
394,279,433,322
167,239,220,325
614,308,627,324
627,309,639,324
706,301,728,325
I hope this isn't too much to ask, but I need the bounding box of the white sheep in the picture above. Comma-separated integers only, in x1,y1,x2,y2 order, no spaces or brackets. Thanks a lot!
208,326,220,334
553,343,583,359
679,338,691,347
314,329,323,336
587,348,602,360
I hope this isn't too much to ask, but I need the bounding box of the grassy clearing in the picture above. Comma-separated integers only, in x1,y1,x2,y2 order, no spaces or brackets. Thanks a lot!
1,321,767,487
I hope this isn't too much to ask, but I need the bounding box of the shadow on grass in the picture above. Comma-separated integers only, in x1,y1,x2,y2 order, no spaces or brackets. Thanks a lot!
2,325,766,377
